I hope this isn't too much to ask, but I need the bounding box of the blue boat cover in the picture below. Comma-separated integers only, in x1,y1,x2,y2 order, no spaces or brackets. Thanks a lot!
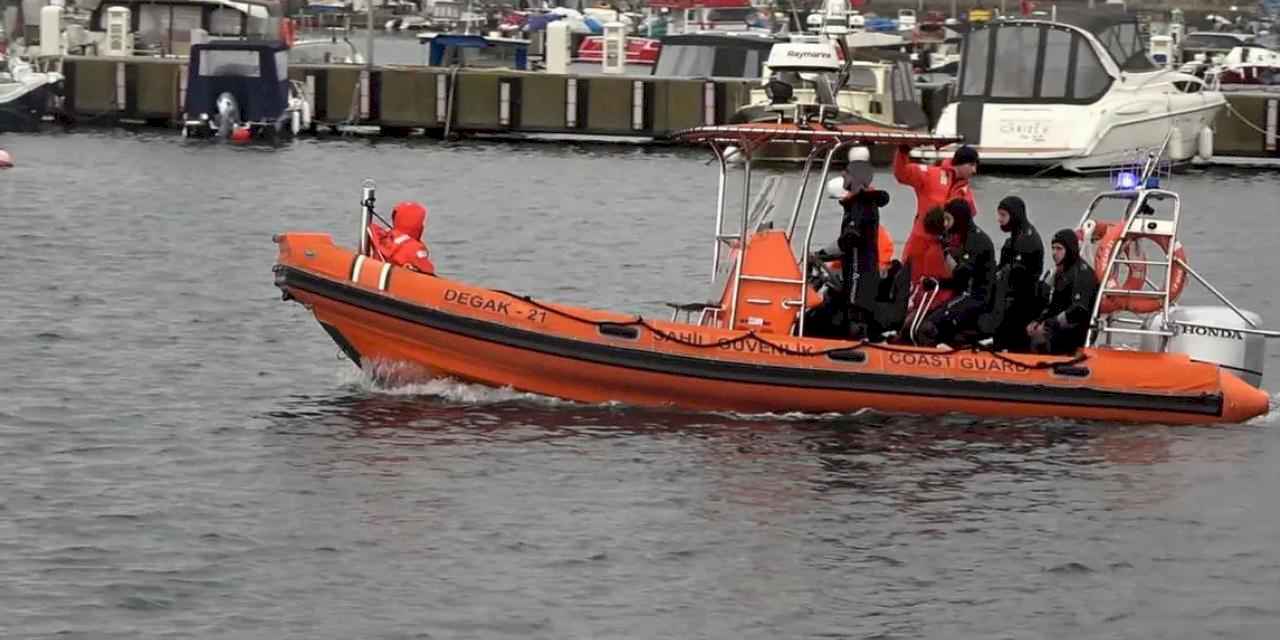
185,41,289,124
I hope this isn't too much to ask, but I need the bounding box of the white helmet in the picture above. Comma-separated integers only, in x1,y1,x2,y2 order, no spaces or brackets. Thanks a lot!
847,146,871,163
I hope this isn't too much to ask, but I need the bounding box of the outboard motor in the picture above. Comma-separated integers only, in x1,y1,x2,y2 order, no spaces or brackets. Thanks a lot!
1142,306,1268,387
215,92,240,138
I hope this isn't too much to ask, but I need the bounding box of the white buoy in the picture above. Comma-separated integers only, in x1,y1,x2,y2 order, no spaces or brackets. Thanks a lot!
0,150,12,168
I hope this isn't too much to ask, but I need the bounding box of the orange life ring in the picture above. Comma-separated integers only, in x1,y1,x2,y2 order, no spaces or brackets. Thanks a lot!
1084,220,1187,315
280,18,297,48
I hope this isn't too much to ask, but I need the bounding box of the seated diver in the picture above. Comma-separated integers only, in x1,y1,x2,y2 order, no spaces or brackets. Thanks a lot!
1027,230,1099,355
977,195,1046,352
368,200,436,275
804,151,891,340
915,199,996,347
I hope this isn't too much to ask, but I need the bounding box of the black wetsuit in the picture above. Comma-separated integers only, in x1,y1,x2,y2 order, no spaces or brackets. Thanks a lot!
980,196,1045,351
921,200,995,346
1034,230,1099,355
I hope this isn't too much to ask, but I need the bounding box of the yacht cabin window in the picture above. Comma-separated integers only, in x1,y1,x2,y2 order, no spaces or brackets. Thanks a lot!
844,67,879,92
275,51,289,81
1039,27,1072,98
960,27,990,97
1072,36,1110,101
209,8,247,36
991,25,1037,98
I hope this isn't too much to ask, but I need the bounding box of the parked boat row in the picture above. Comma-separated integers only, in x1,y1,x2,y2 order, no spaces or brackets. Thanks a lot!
5,1,1277,165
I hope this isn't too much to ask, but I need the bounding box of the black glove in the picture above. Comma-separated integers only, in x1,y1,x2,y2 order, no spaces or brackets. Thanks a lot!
921,277,938,292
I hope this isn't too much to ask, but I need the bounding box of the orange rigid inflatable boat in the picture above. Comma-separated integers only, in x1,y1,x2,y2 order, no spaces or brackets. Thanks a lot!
272,124,1274,425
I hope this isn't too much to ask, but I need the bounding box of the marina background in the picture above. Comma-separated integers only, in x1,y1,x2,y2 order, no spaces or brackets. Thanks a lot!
3,130,1280,637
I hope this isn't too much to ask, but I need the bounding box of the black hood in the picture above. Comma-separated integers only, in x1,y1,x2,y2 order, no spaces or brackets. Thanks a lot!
1052,229,1080,268
998,196,1027,233
945,199,974,239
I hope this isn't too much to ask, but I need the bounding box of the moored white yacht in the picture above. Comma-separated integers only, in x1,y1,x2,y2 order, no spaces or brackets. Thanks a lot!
924,14,1226,172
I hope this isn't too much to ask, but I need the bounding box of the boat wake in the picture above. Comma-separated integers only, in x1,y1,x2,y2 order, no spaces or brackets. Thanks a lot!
336,361,581,408
1247,391,1280,426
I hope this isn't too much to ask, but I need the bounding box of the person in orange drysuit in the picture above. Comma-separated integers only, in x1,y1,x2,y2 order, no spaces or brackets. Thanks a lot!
368,201,436,275
902,206,955,337
894,144,980,266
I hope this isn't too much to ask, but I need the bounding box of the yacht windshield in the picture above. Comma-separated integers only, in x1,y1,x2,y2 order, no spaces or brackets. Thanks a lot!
706,8,756,23
1183,33,1250,50
1094,21,1154,71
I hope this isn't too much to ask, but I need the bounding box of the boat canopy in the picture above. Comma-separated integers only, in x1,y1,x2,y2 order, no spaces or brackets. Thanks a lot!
420,34,531,70
958,18,1149,105
186,41,289,122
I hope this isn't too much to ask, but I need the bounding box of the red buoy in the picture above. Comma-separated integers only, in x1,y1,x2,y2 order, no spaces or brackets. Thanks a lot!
230,127,252,143
0,149,12,168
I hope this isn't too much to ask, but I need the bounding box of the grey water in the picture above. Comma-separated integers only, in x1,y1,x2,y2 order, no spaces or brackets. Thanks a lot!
3,129,1280,639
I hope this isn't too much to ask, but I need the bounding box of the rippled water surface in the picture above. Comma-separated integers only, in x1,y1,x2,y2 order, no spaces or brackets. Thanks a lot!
3,130,1280,639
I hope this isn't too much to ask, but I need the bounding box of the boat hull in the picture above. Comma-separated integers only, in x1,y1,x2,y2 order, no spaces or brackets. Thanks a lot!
273,233,1270,425
0,83,57,132
927,96,1225,173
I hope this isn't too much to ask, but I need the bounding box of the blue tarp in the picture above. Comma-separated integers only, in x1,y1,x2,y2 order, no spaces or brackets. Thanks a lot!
864,17,898,33
524,13,563,31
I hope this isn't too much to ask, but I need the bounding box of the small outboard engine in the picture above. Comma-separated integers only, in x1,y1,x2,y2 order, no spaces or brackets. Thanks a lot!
1143,306,1267,387
215,92,240,137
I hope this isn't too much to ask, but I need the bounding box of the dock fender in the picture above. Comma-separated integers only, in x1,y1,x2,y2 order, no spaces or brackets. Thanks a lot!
1197,125,1214,160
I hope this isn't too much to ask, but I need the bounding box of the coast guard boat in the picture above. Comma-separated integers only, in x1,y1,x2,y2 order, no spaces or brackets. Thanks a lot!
272,122,1276,425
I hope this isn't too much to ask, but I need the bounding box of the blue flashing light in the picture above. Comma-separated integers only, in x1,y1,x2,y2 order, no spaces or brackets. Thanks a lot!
1115,171,1139,190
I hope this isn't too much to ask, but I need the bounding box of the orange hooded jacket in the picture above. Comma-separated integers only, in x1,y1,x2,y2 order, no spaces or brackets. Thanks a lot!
369,202,436,275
